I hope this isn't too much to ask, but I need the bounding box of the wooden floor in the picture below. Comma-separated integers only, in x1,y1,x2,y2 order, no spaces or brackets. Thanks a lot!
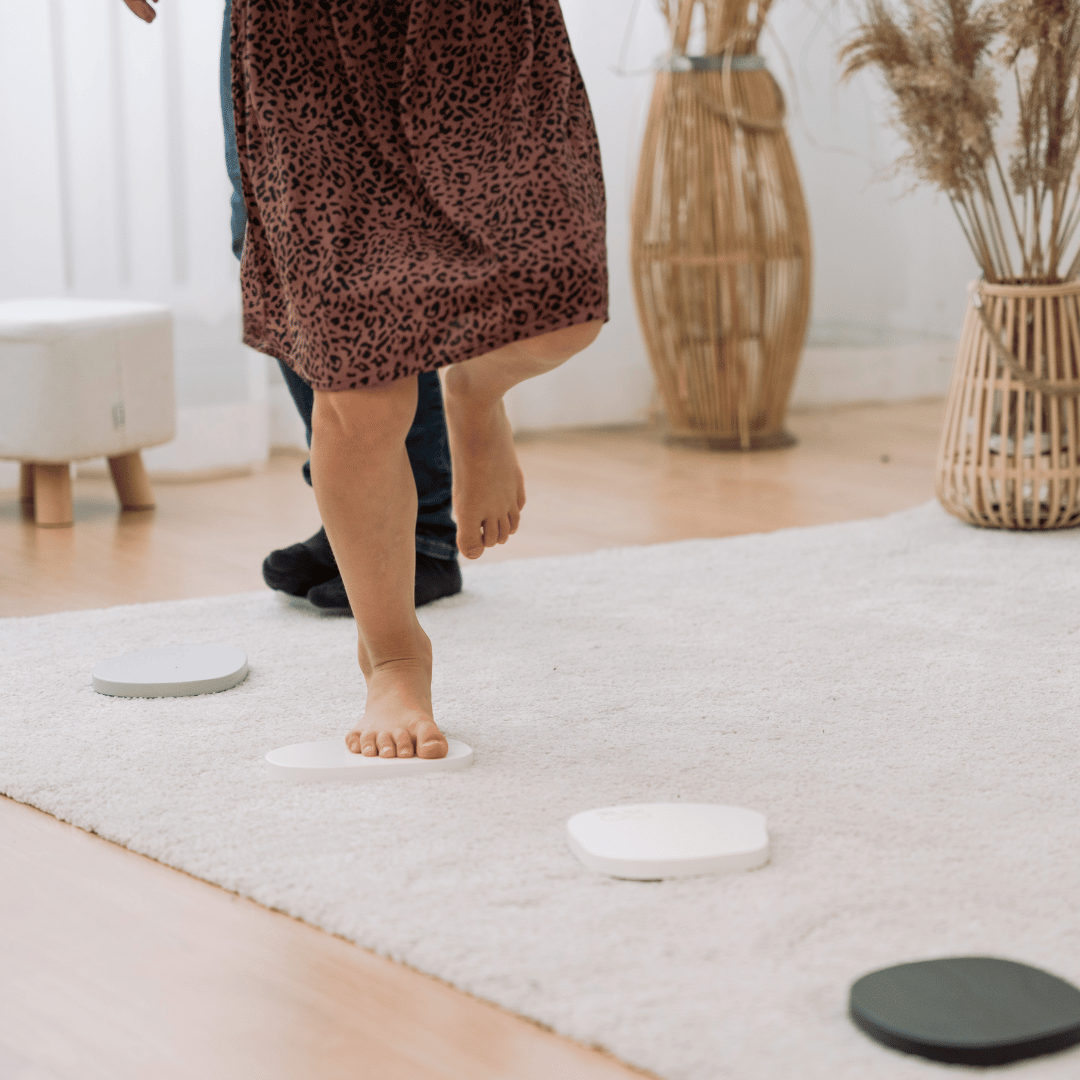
1,400,944,617
0,400,944,1079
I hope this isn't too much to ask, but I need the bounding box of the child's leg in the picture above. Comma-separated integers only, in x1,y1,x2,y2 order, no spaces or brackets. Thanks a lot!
310,377,448,760
310,321,601,758
443,320,604,559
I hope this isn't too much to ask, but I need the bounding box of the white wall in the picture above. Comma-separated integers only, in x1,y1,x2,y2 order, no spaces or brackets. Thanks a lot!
1,0,978,491
770,0,979,405
0,0,268,484
505,0,979,430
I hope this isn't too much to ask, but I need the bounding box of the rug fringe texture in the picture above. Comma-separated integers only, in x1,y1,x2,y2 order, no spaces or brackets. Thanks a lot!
3,503,1080,1078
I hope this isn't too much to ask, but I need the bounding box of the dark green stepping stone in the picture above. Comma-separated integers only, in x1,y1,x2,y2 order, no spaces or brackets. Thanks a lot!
850,956,1080,1067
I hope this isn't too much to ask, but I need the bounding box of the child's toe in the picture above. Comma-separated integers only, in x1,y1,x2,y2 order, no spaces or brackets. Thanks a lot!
347,729,379,756
393,729,413,757
459,523,485,559
414,720,448,759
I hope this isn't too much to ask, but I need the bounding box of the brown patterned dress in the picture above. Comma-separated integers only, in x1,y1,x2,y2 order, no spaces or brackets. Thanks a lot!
230,0,609,390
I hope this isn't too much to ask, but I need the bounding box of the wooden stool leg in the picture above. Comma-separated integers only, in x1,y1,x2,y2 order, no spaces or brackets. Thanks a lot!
108,451,155,510
19,463,35,504
34,464,73,528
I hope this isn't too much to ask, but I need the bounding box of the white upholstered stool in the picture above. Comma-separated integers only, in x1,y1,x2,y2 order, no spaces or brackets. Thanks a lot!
0,298,176,527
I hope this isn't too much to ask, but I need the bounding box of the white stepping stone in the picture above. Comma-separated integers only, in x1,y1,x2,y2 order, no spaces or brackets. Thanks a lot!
92,644,249,698
265,738,473,782
567,803,769,880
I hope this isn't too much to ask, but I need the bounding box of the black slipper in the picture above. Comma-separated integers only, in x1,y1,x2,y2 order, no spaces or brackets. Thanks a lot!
262,527,338,597
306,551,463,614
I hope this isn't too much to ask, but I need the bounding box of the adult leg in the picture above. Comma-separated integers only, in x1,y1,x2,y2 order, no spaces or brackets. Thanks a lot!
444,321,604,560
223,0,334,593
277,357,315,482
409,371,458,561
259,362,341,596
223,0,461,609
310,378,447,759
265,366,464,607
220,0,247,260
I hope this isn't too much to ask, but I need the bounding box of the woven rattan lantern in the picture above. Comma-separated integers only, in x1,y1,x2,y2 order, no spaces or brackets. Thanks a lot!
936,280,1080,529
631,0,812,450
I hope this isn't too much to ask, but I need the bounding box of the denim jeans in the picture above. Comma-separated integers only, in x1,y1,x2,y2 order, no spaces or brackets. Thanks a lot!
220,0,456,561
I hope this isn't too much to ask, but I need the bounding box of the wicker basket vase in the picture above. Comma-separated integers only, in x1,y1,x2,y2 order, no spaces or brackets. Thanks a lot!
631,0,812,450
936,279,1080,530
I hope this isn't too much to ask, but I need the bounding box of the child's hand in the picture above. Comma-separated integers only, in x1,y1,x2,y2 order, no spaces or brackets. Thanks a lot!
122,0,158,23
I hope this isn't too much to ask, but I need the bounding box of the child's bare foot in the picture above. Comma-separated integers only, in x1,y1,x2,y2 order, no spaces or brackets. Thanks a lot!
345,657,448,759
443,369,526,560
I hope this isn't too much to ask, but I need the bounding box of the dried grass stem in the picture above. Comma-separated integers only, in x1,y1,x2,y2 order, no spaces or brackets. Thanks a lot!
841,0,1080,282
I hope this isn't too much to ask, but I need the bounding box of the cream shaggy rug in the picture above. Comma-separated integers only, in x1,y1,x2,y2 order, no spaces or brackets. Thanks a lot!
3,504,1080,1079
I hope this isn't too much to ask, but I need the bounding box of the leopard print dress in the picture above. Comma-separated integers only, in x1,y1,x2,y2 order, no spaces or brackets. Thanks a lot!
230,0,609,390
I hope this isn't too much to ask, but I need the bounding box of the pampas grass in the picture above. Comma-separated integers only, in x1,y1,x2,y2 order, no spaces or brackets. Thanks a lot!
840,0,1080,282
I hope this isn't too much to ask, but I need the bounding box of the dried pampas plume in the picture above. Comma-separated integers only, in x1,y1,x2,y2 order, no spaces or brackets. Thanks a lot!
840,0,1080,281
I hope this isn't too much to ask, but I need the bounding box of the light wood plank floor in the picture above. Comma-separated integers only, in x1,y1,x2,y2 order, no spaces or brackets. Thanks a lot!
1,400,944,617
0,400,944,1079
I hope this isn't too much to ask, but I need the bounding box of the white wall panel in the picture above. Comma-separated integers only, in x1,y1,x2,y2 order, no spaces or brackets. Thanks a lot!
64,0,123,294
507,0,978,431
2,0,982,485
1,0,265,482
0,2,68,296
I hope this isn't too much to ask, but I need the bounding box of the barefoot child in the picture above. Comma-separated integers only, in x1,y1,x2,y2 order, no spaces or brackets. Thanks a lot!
126,0,608,759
